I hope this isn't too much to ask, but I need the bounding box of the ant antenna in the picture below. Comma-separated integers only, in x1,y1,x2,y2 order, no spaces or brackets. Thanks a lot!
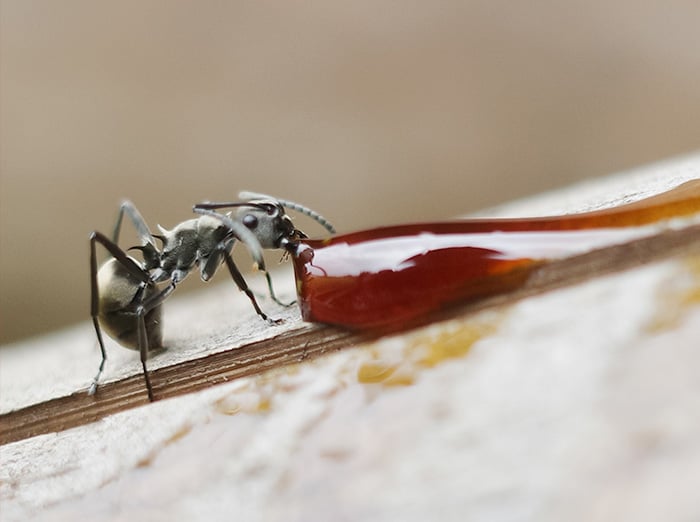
238,191,336,234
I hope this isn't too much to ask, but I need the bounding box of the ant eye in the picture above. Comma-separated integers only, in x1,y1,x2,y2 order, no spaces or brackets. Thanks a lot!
242,214,258,229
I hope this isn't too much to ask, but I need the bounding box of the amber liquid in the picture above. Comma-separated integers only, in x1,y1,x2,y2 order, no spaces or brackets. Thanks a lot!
290,180,700,330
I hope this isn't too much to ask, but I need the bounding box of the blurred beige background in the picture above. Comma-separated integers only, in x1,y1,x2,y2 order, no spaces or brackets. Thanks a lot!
1,0,700,345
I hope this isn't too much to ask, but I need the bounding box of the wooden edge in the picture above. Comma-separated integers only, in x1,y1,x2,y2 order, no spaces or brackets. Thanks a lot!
1,223,699,446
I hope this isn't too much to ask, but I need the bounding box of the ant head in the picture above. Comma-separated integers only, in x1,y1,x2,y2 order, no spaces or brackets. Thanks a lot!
193,192,334,255
237,199,301,249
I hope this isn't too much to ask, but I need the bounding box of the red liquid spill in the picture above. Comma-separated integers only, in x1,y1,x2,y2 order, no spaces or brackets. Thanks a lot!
289,181,700,330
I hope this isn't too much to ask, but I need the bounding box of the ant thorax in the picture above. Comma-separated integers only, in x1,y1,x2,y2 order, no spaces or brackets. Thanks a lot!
154,215,233,284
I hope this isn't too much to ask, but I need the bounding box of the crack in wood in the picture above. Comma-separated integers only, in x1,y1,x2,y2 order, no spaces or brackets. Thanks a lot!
1,223,699,446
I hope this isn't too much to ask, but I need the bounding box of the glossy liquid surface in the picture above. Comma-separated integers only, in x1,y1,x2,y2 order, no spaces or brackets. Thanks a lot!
290,180,700,330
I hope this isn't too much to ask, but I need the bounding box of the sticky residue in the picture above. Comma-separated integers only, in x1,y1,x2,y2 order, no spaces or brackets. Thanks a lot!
414,320,500,368
357,312,504,386
646,254,700,332
213,391,274,416
136,423,193,468
682,256,700,304
212,373,289,416
356,362,397,383
356,361,415,386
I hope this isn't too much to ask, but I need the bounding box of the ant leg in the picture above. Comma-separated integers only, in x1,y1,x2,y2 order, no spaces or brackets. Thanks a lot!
89,234,108,395
112,201,162,270
135,309,154,402
248,256,296,307
263,270,296,308
223,252,283,325
91,231,152,284
134,282,176,402
88,231,151,397
194,207,290,309
112,200,156,246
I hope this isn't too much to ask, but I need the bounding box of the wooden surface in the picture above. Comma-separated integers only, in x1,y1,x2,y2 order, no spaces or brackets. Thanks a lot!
2,156,700,522
2,222,699,446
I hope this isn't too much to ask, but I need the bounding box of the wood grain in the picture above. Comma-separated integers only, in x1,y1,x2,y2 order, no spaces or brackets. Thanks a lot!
2,223,699,446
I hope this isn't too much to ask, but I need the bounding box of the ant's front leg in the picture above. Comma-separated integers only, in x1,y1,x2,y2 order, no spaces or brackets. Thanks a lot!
223,252,283,325
194,207,283,323
263,269,296,308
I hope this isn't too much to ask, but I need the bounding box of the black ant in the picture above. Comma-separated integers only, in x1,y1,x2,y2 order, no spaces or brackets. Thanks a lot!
89,192,334,401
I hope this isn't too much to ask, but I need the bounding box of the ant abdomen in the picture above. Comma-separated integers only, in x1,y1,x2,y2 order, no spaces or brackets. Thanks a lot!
96,258,164,351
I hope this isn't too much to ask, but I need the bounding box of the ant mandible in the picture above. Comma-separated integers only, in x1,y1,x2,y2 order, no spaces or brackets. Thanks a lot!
89,192,335,401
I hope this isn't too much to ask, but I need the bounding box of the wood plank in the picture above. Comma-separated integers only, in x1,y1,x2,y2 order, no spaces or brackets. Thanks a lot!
1,222,699,445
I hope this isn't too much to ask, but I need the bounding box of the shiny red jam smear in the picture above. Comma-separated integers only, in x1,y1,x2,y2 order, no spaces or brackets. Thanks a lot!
290,180,700,330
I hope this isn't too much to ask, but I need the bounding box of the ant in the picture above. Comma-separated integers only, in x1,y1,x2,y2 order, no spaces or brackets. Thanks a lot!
89,192,335,401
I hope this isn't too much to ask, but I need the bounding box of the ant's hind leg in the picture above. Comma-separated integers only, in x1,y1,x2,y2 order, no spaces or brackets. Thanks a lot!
135,309,155,402
91,231,152,284
88,231,151,397
89,233,113,395
135,282,176,401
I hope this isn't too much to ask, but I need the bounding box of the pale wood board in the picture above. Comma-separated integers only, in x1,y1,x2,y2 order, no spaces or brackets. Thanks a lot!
2,154,700,521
